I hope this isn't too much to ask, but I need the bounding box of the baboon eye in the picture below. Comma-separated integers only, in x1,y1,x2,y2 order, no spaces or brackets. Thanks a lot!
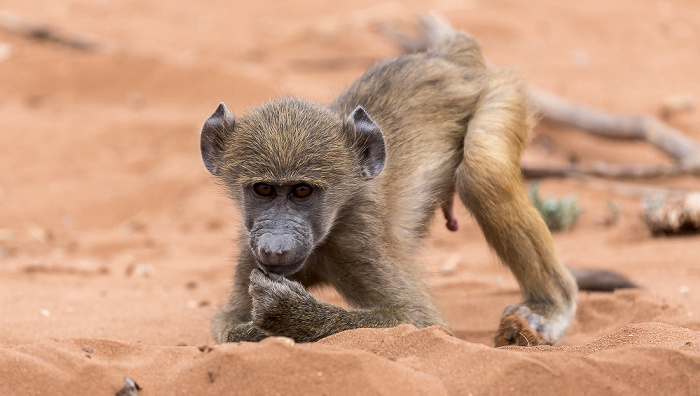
292,184,313,198
253,183,275,197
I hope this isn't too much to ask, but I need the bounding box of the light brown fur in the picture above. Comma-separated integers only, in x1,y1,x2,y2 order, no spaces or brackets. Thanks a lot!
203,33,577,346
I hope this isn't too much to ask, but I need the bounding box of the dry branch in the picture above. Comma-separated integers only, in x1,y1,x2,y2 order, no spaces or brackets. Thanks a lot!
522,161,700,180
531,88,700,165
0,12,97,51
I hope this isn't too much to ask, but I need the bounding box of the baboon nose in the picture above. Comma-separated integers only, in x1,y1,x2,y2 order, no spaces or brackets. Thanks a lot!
258,247,287,264
257,234,292,265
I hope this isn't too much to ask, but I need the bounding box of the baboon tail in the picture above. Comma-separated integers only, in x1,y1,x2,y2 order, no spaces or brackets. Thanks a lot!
431,33,487,69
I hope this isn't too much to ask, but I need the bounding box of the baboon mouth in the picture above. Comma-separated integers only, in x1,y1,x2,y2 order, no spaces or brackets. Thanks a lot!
256,260,305,276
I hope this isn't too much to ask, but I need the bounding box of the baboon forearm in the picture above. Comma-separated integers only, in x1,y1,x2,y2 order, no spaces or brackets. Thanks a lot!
322,304,412,336
261,301,410,343
246,269,413,342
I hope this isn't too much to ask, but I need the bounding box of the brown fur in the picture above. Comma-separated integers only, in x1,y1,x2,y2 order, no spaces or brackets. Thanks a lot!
204,33,578,346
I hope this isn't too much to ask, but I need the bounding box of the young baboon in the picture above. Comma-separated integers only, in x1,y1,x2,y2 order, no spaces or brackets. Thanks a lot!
201,33,578,346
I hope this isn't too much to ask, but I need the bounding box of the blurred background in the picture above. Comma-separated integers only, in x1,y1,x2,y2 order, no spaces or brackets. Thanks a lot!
0,0,699,348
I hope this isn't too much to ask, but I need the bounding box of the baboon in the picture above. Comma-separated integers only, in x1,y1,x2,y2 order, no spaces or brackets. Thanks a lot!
201,33,580,346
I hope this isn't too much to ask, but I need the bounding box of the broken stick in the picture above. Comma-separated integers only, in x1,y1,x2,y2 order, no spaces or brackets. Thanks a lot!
0,12,97,51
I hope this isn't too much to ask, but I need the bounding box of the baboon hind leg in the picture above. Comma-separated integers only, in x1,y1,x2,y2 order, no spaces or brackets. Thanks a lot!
455,72,577,346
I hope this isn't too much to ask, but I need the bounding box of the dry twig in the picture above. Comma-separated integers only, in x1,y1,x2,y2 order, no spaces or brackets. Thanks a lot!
522,161,700,180
531,88,700,165
0,12,97,51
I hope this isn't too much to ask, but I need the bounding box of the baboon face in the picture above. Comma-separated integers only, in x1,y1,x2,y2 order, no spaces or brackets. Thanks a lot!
201,98,386,275
240,182,325,275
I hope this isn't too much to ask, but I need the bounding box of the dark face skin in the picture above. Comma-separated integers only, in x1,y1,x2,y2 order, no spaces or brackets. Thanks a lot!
241,181,327,276
201,100,384,277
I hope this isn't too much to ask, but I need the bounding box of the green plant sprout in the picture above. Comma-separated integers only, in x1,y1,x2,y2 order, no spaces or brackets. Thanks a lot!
528,182,584,232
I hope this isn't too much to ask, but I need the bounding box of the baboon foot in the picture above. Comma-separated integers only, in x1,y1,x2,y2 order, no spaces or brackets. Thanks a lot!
494,305,551,347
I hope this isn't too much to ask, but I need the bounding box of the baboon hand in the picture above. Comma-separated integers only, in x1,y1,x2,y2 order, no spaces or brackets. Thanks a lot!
248,268,319,338
226,322,269,343
494,305,552,347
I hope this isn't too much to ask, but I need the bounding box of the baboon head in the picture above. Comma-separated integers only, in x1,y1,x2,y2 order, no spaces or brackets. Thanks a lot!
201,98,385,275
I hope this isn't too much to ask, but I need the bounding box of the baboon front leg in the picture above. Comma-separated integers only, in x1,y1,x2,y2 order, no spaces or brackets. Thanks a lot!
212,256,270,343
212,302,269,343
247,269,409,342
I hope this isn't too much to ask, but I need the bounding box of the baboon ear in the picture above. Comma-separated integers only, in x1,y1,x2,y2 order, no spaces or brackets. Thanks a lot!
348,106,386,179
201,102,235,175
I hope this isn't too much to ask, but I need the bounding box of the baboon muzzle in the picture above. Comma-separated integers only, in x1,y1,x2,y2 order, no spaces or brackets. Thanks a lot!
251,232,309,275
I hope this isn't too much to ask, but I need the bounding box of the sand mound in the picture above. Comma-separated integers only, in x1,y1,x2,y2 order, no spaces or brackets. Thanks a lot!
2,323,698,395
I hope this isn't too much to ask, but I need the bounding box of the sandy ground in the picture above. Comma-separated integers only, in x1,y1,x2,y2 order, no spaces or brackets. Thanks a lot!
1,0,700,394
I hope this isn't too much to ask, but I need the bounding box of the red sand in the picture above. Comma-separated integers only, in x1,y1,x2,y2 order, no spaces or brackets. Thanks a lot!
1,0,699,394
